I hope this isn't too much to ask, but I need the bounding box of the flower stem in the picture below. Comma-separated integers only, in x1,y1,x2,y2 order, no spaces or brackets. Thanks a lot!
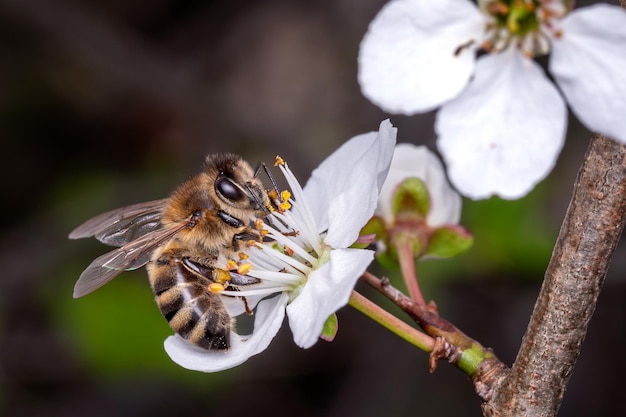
361,271,504,377
395,239,426,304
349,290,434,352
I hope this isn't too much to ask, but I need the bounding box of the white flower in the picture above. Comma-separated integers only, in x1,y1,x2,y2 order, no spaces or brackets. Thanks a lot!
164,120,397,372
377,144,461,228
359,0,626,199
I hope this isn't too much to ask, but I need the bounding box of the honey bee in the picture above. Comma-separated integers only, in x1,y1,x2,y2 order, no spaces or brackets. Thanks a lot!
70,154,275,350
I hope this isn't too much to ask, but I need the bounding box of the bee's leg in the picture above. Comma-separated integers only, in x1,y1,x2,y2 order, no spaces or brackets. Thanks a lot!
228,270,260,286
217,210,244,228
232,231,274,252
181,257,260,286
241,296,253,315
180,256,216,280
181,257,259,319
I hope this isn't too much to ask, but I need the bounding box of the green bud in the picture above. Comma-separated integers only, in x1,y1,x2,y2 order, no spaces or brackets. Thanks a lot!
392,178,430,219
426,225,474,258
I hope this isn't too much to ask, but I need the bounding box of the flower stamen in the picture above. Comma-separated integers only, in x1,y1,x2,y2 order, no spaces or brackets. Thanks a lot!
479,0,569,56
237,263,253,275
208,282,225,294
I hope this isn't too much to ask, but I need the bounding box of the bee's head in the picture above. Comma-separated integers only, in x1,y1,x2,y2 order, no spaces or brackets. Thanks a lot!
208,154,269,213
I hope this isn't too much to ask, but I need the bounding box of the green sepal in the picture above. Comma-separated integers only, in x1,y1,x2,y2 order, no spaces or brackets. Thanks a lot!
392,177,430,219
425,225,474,258
320,313,338,342
349,233,376,250
359,215,387,247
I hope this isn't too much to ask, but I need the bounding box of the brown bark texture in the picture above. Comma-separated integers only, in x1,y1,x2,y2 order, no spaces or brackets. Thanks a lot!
486,135,626,416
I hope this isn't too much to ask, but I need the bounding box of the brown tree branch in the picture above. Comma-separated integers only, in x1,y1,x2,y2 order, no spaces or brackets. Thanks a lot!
485,135,626,416
361,271,509,396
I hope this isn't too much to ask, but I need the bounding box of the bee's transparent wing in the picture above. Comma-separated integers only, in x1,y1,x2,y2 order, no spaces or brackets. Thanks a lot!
73,223,186,298
69,199,168,246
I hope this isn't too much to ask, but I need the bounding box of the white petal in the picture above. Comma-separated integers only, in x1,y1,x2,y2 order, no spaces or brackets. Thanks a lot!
304,120,396,248
549,4,626,144
377,144,461,227
221,294,265,317
358,0,485,114
286,248,374,348
436,50,566,199
163,293,289,372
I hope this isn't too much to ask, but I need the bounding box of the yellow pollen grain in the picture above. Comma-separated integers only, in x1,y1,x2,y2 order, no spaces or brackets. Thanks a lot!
274,155,285,166
225,259,238,270
247,239,258,247
237,263,253,275
208,283,225,293
255,218,265,230
268,189,278,200
238,252,249,260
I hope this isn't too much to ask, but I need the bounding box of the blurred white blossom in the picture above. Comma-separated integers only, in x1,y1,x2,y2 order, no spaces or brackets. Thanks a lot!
359,0,626,199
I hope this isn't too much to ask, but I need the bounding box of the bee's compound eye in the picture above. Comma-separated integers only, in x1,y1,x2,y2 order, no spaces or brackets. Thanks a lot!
216,177,244,202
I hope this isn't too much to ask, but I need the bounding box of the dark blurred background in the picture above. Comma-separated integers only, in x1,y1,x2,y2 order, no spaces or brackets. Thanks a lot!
1,0,624,416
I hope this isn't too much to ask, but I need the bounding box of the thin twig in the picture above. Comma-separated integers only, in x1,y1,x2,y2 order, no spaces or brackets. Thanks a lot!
361,271,504,378
349,290,435,352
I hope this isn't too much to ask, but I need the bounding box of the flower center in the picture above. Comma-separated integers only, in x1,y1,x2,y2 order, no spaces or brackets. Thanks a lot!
217,157,327,304
479,0,569,56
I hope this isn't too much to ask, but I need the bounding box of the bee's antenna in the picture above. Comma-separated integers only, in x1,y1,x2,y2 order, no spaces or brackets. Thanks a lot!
254,162,280,196
246,183,272,217
251,161,287,229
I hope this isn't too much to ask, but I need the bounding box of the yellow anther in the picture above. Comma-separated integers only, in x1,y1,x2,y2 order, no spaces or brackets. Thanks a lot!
237,263,253,275
280,190,291,202
213,268,232,283
279,200,292,212
247,239,258,247
274,155,285,166
225,259,238,270
268,189,279,200
255,218,265,230
208,282,225,293
238,252,249,260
